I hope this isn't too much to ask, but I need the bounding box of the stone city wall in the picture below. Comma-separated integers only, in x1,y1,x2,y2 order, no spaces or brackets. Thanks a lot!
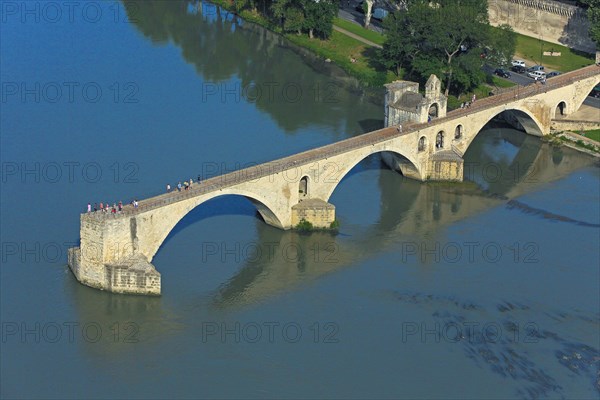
488,0,596,53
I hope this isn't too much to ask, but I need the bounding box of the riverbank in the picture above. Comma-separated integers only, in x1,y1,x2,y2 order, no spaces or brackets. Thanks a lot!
208,0,392,86
205,0,595,97
546,131,600,157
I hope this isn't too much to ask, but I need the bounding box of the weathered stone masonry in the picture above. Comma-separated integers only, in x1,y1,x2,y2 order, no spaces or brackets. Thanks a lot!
68,66,600,295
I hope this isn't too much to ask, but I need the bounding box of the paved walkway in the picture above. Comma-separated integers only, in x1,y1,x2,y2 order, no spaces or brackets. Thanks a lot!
332,25,383,49
560,103,600,123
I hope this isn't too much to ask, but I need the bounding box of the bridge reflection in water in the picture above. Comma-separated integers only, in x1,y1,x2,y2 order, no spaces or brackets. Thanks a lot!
206,130,594,310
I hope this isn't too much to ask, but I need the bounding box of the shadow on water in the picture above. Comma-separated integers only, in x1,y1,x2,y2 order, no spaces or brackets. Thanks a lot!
205,128,595,310
506,200,600,228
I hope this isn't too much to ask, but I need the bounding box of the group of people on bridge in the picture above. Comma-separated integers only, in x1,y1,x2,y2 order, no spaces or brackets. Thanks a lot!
167,176,202,193
84,175,206,214
86,200,138,214
460,94,477,109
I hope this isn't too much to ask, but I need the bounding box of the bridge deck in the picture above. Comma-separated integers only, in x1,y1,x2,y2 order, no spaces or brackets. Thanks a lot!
86,64,600,219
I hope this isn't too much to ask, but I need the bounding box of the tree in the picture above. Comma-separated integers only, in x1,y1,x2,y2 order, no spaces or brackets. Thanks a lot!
272,0,336,38
581,0,600,48
379,6,422,76
303,0,338,38
486,24,516,68
379,0,516,96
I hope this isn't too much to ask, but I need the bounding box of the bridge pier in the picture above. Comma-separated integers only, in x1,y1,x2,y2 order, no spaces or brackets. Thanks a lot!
68,213,162,295
381,150,464,182
291,199,336,228
426,151,464,182
68,247,161,295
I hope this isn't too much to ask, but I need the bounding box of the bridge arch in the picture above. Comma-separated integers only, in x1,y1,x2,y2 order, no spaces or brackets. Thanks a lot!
460,106,546,155
555,101,567,118
143,188,286,262
322,148,420,202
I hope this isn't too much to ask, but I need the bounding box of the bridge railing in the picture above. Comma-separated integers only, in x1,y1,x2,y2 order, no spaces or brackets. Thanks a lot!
83,128,402,219
83,65,600,220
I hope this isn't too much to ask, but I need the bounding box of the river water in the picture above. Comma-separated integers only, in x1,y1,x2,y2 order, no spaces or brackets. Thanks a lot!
1,1,598,398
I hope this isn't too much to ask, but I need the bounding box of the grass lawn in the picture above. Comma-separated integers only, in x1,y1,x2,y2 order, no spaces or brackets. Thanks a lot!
491,76,516,88
512,31,595,72
333,17,386,46
287,31,394,86
448,84,497,109
582,129,600,142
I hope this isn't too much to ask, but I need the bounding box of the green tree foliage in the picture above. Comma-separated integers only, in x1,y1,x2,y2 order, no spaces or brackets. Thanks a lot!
581,0,600,48
303,0,338,38
380,0,516,96
272,0,337,38
272,0,305,33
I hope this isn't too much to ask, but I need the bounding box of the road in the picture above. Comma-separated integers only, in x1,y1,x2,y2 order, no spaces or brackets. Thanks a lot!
583,95,600,108
336,3,600,102
338,1,384,34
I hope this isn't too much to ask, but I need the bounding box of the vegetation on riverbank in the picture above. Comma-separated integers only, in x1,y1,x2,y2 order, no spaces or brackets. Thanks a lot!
332,17,385,46
208,0,594,99
546,132,600,155
287,32,392,87
295,218,340,232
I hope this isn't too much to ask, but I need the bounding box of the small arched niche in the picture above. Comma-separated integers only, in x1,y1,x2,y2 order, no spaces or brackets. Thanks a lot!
299,176,309,197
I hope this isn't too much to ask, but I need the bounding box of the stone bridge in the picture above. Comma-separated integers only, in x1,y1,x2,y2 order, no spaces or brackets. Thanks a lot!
68,64,600,295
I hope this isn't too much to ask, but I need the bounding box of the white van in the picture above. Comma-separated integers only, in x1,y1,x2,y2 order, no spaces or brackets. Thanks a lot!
528,70,546,80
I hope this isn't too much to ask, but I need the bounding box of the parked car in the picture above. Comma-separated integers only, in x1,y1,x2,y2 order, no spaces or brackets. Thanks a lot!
494,68,511,78
510,65,527,74
527,65,545,72
591,85,600,98
547,71,561,78
355,2,389,20
527,70,546,80
372,7,389,20
511,60,526,68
